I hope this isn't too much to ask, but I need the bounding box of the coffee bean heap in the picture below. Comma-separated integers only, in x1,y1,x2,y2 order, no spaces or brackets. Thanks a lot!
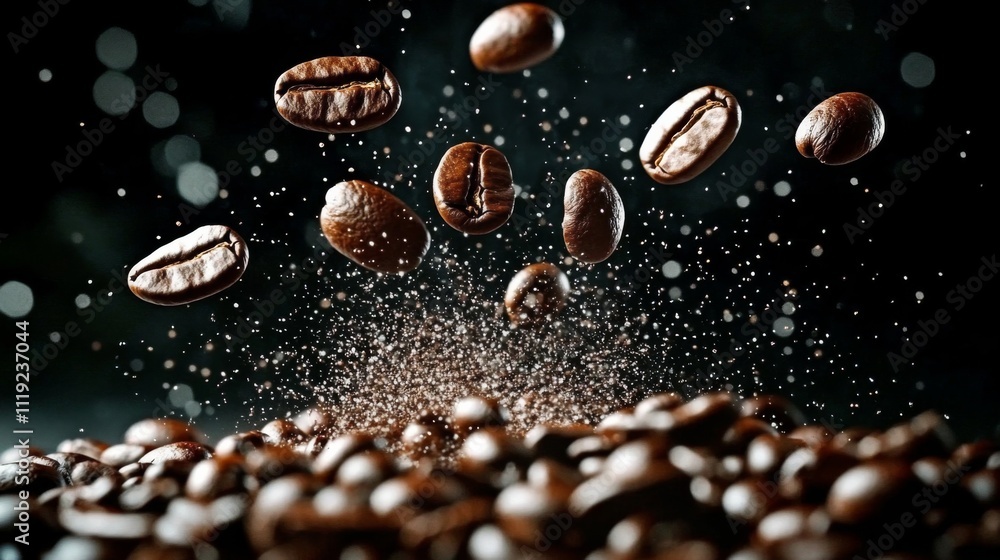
3,392,997,559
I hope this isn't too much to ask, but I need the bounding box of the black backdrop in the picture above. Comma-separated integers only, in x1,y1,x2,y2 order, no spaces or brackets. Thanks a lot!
3,0,997,450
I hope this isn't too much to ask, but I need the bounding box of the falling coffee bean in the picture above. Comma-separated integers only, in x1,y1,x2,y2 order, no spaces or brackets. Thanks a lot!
639,85,742,185
127,225,249,306
562,169,625,264
469,3,565,73
504,262,570,328
320,179,431,274
433,142,515,235
795,92,885,165
274,55,402,133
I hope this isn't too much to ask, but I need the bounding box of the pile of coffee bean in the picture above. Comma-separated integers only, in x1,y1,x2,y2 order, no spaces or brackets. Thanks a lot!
3,392,997,559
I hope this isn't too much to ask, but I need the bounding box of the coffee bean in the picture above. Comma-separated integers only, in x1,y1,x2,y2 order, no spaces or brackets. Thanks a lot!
138,442,212,464
55,438,108,461
99,443,151,468
562,169,625,264
451,395,511,436
293,407,334,436
214,431,267,457
0,460,62,494
504,262,570,327
432,142,514,235
320,179,430,274
185,455,246,502
124,418,206,447
825,460,921,526
469,3,565,73
127,225,249,306
260,419,308,446
639,85,742,185
274,55,401,133
795,92,885,165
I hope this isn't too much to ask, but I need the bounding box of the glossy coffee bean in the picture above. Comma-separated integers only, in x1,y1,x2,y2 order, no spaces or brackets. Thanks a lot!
55,438,108,461
124,417,206,447
504,262,570,327
432,142,514,235
469,3,564,73
795,92,885,165
562,169,625,264
99,443,151,468
320,179,430,274
138,442,212,464
0,460,62,494
639,85,742,185
274,55,401,133
128,224,249,305
260,419,308,446
293,407,334,436
668,391,741,447
451,395,510,436
185,455,246,501
825,460,921,526
214,431,267,457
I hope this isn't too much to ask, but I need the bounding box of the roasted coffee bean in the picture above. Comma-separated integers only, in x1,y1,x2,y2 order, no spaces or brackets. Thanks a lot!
795,92,885,165
0,459,62,494
138,442,212,464
293,407,334,436
432,142,514,235
260,419,308,446
56,438,108,461
127,225,249,306
312,433,380,482
504,262,570,327
668,391,741,447
754,505,832,547
274,55,401,133
124,418,206,447
469,3,564,73
639,85,742,185
185,455,246,501
451,395,511,436
99,443,151,468
723,477,788,524
562,169,625,264
825,460,921,526
633,392,685,417
320,179,430,274
214,431,267,457
724,417,780,455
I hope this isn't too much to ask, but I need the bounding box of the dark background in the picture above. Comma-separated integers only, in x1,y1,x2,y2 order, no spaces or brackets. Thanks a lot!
2,0,996,450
